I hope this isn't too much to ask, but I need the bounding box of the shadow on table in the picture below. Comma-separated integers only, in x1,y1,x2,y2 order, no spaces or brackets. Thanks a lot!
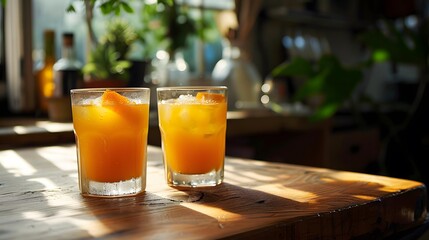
81,173,424,239
81,183,309,239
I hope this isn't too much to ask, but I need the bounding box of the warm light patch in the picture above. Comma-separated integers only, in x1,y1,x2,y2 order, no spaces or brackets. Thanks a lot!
4,145,111,238
0,150,36,176
327,171,422,192
352,195,377,201
182,203,243,222
12,126,31,134
254,184,318,202
35,121,73,133
28,177,58,189
21,210,113,238
36,146,76,171
240,171,276,182
22,211,45,220
224,165,257,185
320,177,335,183
27,178,78,209
44,217,111,238
224,159,292,185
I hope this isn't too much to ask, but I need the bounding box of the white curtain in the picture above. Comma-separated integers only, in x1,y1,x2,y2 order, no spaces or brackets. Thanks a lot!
5,0,24,111
5,0,34,112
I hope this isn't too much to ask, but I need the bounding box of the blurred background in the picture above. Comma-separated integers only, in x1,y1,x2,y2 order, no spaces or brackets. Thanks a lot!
1,0,429,186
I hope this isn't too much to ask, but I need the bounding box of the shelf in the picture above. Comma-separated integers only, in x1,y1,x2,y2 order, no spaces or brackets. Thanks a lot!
266,7,366,30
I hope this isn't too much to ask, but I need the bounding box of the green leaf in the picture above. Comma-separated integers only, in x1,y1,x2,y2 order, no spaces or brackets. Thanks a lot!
317,55,340,70
120,2,134,13
159,0,174,6
372,50,390,62
66,4,76,13
293,73,325,101
359,20,426,66
310,103,339,121
271,54,363,121
99,2,112,15
271,57,314,78
82,63,97,74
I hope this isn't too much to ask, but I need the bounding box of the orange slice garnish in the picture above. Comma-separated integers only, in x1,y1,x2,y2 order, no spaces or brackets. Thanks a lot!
101,90,131,105
196,92,225,103
100,90,141,123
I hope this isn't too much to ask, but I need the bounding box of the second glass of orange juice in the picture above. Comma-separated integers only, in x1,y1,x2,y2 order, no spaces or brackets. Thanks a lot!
71,88,150,197
157,86,227,187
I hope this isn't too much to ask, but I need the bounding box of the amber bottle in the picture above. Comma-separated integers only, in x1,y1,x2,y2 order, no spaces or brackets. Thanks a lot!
35,30,56,113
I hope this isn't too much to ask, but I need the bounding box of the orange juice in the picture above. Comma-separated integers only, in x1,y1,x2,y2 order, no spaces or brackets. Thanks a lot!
72,90,149,183
158,92,227,175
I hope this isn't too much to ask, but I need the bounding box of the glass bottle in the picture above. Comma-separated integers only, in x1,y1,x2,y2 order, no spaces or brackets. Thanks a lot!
212,41,262,110
53,33,82,97
35,30,55,113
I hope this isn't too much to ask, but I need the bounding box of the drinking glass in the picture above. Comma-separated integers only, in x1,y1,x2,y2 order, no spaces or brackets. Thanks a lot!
157,86,227,187
71,88,150,197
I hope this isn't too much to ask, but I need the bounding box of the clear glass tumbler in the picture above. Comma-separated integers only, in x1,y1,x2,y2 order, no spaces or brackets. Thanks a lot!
71,88,150,197
157,86,227,187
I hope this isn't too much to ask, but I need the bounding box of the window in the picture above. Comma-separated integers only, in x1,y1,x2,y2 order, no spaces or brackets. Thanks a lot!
2,0,232,114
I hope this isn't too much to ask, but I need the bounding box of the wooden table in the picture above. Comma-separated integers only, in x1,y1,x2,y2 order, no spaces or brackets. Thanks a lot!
0,145,427,239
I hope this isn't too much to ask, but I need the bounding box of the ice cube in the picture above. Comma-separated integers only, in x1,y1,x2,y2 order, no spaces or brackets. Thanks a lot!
179,107,194,125
177,94,198,104
161,99,176,104
91,96,102,106
76,96,101,106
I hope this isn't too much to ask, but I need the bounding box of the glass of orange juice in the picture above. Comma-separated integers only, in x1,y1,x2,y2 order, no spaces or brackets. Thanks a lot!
71,88,150,197
157,86,227,187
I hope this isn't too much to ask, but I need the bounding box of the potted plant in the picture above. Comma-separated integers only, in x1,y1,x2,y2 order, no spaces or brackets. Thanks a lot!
269,55,362,122
67,0,214,87
67,0,137,87
82,18,137,87
67,0,134,46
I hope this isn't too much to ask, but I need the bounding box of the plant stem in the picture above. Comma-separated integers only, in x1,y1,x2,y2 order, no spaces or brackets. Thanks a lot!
84,0,98,48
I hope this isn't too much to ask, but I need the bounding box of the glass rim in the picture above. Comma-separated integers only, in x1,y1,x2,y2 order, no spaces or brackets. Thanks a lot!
70,87,150,93
156,86,227,92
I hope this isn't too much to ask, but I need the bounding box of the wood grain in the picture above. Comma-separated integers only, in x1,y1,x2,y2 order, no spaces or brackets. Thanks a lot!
0,145,426,239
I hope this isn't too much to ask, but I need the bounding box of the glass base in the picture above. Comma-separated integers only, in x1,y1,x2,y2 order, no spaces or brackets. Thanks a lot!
167,169,223,187
81,177,144,197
